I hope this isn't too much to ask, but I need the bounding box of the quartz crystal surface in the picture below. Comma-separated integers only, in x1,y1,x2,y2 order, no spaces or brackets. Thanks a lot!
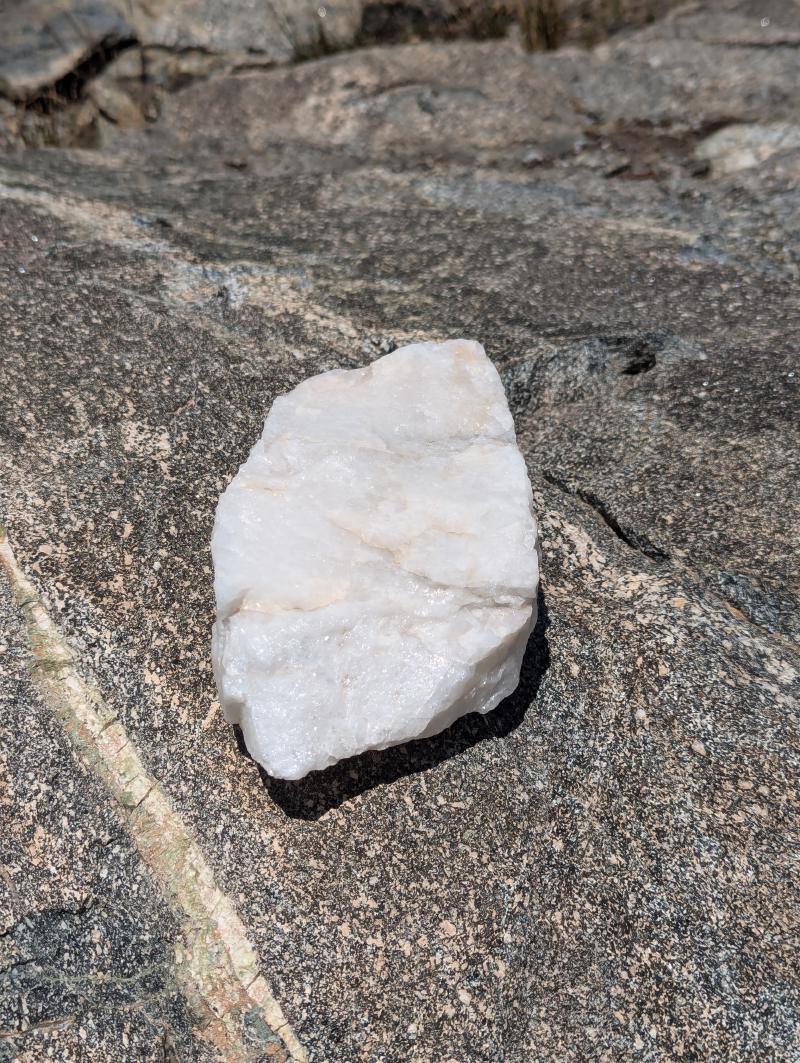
211,339,539,779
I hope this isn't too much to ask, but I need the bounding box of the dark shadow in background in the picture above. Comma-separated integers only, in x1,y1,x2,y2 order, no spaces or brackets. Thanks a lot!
237,588,549,820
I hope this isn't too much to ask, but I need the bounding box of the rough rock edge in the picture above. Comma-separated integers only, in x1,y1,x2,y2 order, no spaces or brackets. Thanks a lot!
0,0,686,149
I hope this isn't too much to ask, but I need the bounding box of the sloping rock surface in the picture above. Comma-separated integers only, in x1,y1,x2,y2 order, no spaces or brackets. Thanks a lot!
1,1,798,1060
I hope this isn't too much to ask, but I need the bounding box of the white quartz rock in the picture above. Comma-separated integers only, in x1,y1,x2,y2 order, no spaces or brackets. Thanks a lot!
211,339,539,780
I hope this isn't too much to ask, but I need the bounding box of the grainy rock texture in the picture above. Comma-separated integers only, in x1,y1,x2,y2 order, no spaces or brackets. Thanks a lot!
1,0,799,1060
0,577,212,1062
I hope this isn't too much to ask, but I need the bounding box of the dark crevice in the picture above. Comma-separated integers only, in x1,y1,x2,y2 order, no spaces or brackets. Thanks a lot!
720,38,800,49
543,474,797,643
579,489,669,561
357,2,514,47
617,335,659,375
543,471,670,562
23,37,138,114
593,331,666,375
229,61,278,76
519,0,563,51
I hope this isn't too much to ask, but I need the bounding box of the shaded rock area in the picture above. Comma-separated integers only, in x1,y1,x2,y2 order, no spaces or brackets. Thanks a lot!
1,0,799,1060
0,1,132,99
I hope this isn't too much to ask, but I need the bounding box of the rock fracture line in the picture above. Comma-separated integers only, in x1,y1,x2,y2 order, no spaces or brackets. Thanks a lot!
0,528,308,1063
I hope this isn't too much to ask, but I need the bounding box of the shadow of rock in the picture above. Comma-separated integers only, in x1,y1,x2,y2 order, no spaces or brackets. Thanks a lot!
247,589,550,820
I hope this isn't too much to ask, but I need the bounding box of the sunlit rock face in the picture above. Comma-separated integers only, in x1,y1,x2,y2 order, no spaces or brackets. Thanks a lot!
211,339,539,780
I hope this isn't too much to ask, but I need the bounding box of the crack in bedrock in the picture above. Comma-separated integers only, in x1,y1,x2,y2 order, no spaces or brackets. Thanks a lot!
541,471,798,642
543,470,669,562
21,37,139,110
0,530,308,1063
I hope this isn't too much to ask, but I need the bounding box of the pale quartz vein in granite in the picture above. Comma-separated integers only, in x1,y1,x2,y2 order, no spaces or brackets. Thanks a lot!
211,339,539,779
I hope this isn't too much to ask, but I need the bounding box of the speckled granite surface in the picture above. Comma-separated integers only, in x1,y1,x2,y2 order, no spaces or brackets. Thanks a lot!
1,2,799,1059
0,580,216,1062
